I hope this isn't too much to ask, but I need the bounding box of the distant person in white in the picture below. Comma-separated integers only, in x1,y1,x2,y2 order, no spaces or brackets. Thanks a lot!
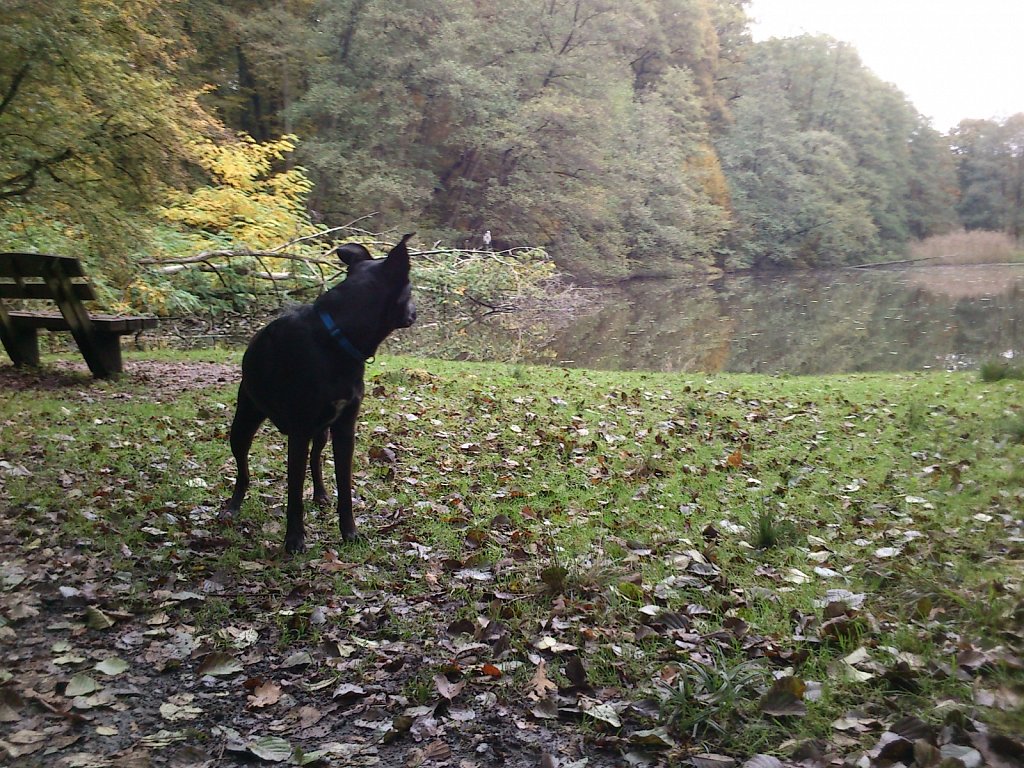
482,230,492,250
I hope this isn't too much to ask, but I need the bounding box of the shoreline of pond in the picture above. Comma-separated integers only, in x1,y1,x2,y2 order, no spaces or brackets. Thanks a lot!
111,262,1024,378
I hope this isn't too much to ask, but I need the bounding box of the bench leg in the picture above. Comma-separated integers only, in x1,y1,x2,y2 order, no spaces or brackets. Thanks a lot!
0,325,41,367
79,333,123,378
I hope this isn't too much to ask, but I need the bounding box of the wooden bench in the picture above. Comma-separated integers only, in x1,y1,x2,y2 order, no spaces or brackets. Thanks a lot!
0,252,157,378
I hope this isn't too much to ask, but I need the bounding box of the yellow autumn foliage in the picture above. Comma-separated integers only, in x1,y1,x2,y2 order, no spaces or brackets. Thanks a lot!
687,143,732,211
160,134,315,251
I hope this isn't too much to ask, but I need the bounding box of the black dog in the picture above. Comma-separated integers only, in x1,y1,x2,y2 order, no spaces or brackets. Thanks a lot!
223,234,416,553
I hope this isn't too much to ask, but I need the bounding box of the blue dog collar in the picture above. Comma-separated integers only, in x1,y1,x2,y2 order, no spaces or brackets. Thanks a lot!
319,311,370,362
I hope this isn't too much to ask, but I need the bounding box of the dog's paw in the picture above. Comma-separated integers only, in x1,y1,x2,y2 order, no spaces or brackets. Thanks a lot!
284,533,307,554
341,529,363,543
219,505,239,521
312,493,331,508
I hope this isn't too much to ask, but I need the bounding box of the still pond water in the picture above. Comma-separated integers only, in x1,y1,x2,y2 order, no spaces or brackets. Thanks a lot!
405,264,1024,375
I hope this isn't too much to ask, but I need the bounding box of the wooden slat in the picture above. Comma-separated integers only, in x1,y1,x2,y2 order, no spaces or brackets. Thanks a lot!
88,314,159,332
0,252,87,278
6,311,70,331
0,282,97,301
7,311,157,333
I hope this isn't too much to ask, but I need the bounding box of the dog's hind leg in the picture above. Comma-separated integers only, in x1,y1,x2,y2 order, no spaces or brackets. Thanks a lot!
310,428,330,507
332,402,362,540
224,387,265,518
285,435,311,553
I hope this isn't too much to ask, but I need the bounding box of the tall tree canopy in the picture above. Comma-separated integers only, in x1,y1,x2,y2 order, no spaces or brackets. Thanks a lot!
0,0,1014,299
716,35,959,268
278,0,737,278
952,115,1024,239
0,0,221,260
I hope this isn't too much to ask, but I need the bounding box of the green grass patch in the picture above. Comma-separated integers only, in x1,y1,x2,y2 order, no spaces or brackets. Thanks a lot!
979,359,1024,382
1,353,1022,759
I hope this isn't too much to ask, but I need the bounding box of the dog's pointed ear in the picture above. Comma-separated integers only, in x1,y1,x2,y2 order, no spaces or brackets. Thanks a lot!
337,243,373,267
384,233,415,274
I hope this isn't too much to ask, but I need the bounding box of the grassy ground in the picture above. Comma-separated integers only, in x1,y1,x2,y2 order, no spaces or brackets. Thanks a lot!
1,351,1022,766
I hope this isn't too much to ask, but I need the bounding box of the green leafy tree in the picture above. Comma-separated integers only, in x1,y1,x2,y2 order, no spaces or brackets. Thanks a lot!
716,65,875,268
607,68,731,275
952,115,1024,238
180,0,318,141
0,0,219,264
717,35,958,268
281,0,733,278
288,0,446,228
906,122,959,239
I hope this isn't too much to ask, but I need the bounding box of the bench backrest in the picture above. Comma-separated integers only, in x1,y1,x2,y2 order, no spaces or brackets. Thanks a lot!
0,253,97,302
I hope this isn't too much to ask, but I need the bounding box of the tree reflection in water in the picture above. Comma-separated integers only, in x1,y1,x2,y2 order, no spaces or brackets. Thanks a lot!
393,265,1024,374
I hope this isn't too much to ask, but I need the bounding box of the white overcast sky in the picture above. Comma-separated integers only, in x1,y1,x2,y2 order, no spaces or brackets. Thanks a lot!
746,0,1024,132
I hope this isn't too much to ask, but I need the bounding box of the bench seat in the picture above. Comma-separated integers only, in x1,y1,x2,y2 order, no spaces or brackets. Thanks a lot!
7,311,158,334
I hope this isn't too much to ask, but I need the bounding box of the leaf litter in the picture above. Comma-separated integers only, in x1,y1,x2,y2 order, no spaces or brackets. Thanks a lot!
0,358,1022,767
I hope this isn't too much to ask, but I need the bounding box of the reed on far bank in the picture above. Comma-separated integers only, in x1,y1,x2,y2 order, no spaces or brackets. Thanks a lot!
909,229,1024,265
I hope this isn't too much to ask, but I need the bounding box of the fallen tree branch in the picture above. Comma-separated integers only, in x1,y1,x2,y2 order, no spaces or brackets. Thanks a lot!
135,224,573,322
464,292,516,314
139,250,338,268
849,256,937,269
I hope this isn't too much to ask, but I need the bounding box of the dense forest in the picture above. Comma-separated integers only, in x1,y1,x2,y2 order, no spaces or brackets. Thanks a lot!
1,0,1022,309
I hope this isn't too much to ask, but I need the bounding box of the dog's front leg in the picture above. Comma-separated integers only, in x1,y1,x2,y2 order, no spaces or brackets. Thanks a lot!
285,436,311,553
332,401,361,540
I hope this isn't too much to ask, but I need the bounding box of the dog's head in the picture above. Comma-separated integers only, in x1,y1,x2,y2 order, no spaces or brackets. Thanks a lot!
336,234,417,331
